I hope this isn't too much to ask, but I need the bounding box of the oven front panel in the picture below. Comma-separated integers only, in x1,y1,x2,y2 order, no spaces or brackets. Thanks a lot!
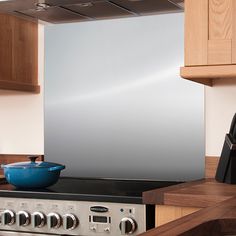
0,198,146,236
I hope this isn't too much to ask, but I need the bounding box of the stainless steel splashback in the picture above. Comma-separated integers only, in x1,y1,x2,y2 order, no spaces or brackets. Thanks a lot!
45,13,205,181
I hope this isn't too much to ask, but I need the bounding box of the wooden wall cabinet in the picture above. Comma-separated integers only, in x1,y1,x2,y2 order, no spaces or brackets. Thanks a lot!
0,14,40,93
181,0,236,86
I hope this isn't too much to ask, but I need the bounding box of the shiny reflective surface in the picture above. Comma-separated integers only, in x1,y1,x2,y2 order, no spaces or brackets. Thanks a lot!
0,0,183,23
0,197,147,235
45,13,204,181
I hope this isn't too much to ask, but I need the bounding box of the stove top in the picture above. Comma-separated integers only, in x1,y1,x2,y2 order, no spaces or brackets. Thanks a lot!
0,177,181,204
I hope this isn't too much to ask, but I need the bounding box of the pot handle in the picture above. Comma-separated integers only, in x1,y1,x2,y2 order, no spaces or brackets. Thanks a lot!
48,165,65,172
28,156,39,163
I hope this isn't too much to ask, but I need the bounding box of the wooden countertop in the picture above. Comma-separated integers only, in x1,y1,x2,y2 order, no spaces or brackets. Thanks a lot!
143,178,236,208
140,196,236,236
140,179,236,236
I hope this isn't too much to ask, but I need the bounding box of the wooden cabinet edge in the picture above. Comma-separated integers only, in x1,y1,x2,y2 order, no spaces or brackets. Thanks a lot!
205,156,219,179
180,65,236,86
0,80,40,93
0,13,39,93
155,205,201,227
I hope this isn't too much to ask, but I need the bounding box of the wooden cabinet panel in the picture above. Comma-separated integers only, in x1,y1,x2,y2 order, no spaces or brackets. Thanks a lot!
155,205,201,227
232,0,236,63
209,0,232,40
0,15,13,81
208,0,233,65
184,0,236,67
12,16,38,85
184,0,208,66
181,0,236,85
233,41,236,63
180,64,236,86
208,39,232,64
0,13,39,93
205,156,220,178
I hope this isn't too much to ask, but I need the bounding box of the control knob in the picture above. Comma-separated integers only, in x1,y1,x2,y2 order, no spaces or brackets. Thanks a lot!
47,213,61,229
119,217,137,235
32,212,46,228
1,210,15,226
63,213,79,230
17,211,30,227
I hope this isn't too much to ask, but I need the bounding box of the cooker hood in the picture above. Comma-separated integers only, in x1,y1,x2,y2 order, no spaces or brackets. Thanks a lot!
0,0,184,24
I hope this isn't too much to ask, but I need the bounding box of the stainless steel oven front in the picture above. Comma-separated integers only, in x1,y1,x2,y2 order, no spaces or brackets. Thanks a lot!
0,197,147,236
0,232,59,236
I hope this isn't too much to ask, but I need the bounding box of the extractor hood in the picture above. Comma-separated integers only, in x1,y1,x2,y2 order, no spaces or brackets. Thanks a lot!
0,0,184,24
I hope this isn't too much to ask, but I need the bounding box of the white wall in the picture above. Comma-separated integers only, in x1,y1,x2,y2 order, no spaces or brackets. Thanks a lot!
205,78,236,156
0,25,44,155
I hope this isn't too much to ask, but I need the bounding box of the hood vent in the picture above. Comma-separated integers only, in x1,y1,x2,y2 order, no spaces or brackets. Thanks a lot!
0,0,184,24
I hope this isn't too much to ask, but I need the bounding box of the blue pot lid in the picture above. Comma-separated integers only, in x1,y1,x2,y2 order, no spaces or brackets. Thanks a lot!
3,161,63,169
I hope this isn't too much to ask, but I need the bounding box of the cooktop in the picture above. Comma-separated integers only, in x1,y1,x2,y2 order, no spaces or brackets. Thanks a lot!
0,177,181,204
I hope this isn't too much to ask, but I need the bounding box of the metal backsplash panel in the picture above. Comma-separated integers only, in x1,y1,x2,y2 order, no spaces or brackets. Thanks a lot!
45,13,204,181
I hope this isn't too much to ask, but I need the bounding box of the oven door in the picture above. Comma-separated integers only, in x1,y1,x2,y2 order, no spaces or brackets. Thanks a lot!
0,231,60,236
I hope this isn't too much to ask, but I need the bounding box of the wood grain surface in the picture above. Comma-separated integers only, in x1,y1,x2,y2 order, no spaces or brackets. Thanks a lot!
139,197,236,236
143,179,236,208
0,80,40,93
208,39,232,64
182,0,236,85
232,0,236,63
184,0,208,66
155,205,201,227
180,65,236,86
0,13,39,93
143,180,206,205
205,156,219,178
209,0,232,40
208,0,233,65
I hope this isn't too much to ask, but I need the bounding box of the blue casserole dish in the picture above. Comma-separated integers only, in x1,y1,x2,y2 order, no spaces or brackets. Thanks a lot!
1,156,65,189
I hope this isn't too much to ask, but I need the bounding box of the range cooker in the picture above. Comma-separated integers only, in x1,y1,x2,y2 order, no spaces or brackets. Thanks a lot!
0,177,180,236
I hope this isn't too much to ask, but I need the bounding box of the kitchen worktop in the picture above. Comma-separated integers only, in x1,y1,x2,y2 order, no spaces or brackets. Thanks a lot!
143,178,236,207
141,178,236,235
139,196,236,236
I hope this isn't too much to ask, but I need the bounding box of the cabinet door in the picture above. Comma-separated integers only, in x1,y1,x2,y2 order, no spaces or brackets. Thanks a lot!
0,13,39,93
185,0,236,66
0,14,13,81
232,0,236,63
184,0,208,66
12,15,38,85
208,0,232,65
